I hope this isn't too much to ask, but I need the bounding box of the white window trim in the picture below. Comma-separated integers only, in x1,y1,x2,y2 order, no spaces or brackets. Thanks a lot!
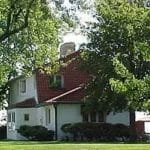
19,79,26,94
50,75,64,88
83,112,105,123
46,108,51,126
8,112,15,131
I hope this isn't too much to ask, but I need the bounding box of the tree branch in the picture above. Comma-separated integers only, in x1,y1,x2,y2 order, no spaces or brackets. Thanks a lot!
0,0,35,42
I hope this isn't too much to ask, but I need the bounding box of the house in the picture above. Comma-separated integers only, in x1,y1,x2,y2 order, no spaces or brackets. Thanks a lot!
7,43,150,140
135,112,150,136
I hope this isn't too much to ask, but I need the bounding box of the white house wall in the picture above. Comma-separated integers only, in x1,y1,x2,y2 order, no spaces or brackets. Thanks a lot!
57,104,82,139
38,105,56,131
135,111,150,121
15,108,38,128
9,75,38,104
106,111,130,126
7,108,38,140
56,105,130,139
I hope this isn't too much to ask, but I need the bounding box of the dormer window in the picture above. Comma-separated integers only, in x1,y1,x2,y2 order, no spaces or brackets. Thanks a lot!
48,75,64,89
20,79,26,93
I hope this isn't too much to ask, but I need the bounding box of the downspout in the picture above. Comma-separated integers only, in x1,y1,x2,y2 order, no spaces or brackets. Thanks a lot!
54,104,58,140
130,109,135,127
129,109,136,140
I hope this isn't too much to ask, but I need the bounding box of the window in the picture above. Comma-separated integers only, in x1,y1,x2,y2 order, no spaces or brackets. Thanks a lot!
8,112,15,123
83,113,88,122
46,108,51,125
20,79,26,93
90,112,96,122
12,112,15,123
82,112,105,123
8,113,11,122
8,112,15,130
48,75,63,88
98,111,105,122
24,114,29,121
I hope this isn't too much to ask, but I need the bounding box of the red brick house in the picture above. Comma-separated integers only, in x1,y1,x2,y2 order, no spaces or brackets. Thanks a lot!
7,43,150,140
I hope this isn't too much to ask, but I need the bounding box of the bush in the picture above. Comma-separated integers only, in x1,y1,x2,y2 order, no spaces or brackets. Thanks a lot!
18,125,54,141
61,122,137,141
0,126,7,139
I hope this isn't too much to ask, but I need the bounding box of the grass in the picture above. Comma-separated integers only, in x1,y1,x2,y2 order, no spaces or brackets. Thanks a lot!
0,141,150,150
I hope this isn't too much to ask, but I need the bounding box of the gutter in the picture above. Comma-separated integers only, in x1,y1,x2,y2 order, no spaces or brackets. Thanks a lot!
54,104,58,140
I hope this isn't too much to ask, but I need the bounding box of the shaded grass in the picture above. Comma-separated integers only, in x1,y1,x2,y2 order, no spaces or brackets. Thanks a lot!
0,141,150,150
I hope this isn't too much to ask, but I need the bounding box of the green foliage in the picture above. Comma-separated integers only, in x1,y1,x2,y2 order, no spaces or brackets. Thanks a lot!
0,0,60,103
18,125,54,141
80,0,150,112
48,75,62,89
0,126,7,139
61,122,136,141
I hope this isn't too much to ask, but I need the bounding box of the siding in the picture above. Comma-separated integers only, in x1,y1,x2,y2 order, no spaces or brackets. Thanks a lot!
9,75,38,104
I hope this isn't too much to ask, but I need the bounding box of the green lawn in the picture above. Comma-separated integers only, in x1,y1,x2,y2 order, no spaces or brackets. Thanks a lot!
0,141,150,150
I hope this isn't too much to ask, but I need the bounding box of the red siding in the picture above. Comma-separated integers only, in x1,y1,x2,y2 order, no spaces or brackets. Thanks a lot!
36,51,90,103
135,121,145,136
62,59,90,90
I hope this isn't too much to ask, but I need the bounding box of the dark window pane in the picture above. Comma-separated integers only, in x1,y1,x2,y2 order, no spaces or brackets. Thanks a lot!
98,112,104,122
24,114,29,121
48,75,54,87
48,109,51,123
55,75,61,88
12,112,15,122
83,113,88,122
8,113,11,122
56,75,61,81
20,80,26,93
90,112,96,122
48,75,62,88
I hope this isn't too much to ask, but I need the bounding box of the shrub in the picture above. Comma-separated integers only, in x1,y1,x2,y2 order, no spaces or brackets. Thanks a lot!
111,124,131,138
17,125,32,138
18,125,54,141
61,123,72,133
0,126,7,139
61,122,137,141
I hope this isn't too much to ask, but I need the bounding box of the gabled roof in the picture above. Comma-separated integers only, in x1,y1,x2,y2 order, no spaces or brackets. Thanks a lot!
8,98,36,109
8,86,84,109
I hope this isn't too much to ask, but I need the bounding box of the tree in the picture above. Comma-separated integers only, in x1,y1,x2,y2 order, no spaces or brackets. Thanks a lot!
80,0,150,112
0,0,60,103
0,0,35,42
0,0,92,104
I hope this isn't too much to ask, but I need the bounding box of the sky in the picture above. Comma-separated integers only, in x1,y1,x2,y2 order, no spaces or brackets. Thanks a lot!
63,32,87,50
49,0,96,49
59,0,95,49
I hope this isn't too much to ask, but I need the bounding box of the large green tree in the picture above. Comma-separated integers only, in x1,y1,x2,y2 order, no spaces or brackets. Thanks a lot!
80,0,150,112
0,0,60,103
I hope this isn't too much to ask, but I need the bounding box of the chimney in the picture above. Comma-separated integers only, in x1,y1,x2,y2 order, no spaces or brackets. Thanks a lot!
60,42,75,58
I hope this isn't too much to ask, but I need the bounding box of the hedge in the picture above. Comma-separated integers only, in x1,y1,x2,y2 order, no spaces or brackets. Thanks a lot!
61,122,137,141
18,125,54,141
